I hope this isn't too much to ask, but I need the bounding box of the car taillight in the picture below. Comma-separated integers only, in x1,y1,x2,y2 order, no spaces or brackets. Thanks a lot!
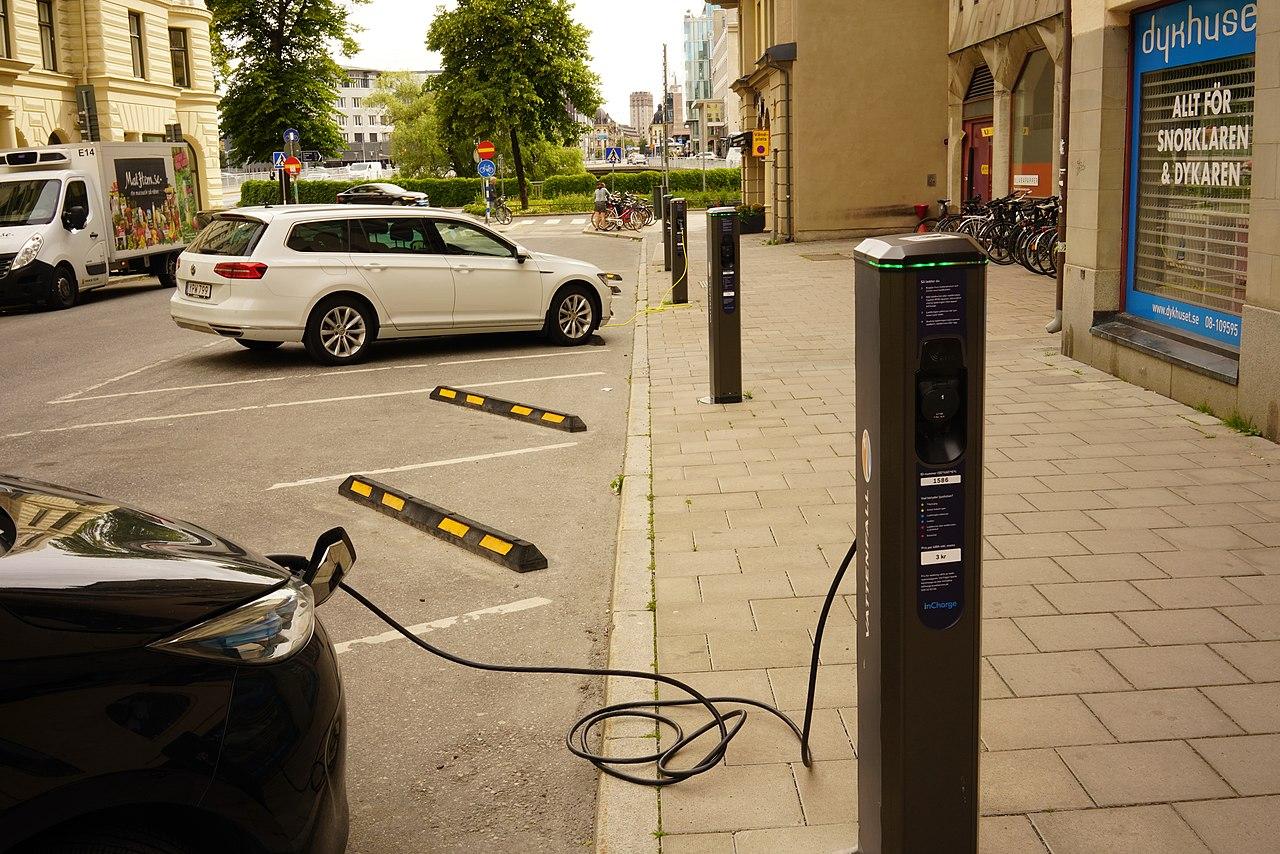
213,261,268,279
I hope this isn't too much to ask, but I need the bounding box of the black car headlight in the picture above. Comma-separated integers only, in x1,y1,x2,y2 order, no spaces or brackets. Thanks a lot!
149,580,315,664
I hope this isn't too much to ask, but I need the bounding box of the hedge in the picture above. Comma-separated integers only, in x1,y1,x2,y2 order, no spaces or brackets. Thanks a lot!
461,190,742,218
237,169,741,208
238,176,522,208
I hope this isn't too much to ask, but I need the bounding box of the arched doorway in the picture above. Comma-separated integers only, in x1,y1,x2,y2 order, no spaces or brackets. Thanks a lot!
48,129,65,144
962,66,994,203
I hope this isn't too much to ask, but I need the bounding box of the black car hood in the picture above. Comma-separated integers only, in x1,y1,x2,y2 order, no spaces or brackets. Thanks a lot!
0,476,291,649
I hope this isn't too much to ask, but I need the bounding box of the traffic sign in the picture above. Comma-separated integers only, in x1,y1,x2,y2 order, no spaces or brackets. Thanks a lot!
283,128,300,143
476,140,496,160
604,147,623,164
271,151,285,169
301,150,322,163
752,129,770,158
477,159,497,178
283,156,302,176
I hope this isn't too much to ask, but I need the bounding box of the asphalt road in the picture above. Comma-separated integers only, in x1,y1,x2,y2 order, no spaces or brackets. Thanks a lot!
0,223,642,853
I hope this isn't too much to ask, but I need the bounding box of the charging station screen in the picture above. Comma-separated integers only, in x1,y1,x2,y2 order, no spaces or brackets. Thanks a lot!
717,215,737,314
917,467,965,629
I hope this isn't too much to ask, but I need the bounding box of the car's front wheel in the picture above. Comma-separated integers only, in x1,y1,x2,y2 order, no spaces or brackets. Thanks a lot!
546,285,598,346
304,296,375,364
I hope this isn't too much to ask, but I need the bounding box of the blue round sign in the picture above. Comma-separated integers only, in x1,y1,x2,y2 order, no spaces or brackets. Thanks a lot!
477,160,497,178
283,128,300,143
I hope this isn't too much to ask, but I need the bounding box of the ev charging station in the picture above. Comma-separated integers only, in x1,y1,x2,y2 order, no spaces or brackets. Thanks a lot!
852,233,987,854
701,207,742,405
662,194,674,272
670,197,688,304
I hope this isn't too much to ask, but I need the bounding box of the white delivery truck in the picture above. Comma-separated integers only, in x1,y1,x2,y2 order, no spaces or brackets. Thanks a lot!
0,142,201,310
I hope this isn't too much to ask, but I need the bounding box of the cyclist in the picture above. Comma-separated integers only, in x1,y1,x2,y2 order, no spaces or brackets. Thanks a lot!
592,181,610,229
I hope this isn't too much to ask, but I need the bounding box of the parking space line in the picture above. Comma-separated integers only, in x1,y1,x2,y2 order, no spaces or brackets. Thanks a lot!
267,441,578,490
334,597,553,655
545,218,562,225
7,372,605,440
50,350,611,405
570,218,587,225
51,340,222,403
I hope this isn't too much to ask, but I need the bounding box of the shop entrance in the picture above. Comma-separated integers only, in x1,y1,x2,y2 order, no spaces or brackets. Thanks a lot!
962,118,993,203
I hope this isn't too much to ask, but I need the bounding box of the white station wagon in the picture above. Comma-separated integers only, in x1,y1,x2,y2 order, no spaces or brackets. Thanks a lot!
170,205,619,364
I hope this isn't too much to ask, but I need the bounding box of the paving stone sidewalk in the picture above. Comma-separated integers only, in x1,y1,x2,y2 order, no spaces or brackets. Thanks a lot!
616,229,1280,854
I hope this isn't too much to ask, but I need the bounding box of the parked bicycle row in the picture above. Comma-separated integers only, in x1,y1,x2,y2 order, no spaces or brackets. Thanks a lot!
921,193,1062,278
591,190,655,232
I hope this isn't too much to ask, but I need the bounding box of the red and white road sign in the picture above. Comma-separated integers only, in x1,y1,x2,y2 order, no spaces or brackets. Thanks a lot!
476,140,496,160
283,156,302,176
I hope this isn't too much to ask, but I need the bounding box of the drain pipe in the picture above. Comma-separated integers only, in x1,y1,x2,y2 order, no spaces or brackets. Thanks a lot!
1047,0,1071,334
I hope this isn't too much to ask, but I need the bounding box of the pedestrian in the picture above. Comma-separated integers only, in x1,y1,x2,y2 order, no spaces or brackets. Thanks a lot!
593,181,609,229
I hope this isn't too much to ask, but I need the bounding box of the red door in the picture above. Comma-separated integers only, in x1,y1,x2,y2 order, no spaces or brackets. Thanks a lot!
962,118,993,204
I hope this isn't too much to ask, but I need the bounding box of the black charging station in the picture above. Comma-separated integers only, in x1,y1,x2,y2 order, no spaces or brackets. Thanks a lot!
700,206,742,405
662,194,674,272
670,197,688,304
852,233,987,854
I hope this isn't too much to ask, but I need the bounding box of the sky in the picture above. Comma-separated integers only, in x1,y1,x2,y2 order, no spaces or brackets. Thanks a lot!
343,0,706,123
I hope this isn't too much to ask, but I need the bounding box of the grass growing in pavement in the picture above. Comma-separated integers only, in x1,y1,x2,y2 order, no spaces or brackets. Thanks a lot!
1194,402,1262,436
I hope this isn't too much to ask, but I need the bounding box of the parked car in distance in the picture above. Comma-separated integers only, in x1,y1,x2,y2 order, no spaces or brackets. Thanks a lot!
0,474,353,854
335,183,429,207
690,151,719,161
170,206,621,364
626,153,647,165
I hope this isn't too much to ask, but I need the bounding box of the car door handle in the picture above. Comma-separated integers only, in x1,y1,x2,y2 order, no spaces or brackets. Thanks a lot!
454,264,472,273
89,232,98,239
362,262,386,271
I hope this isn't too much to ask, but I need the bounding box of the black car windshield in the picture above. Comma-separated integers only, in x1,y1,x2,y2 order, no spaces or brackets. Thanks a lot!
0,179,61,226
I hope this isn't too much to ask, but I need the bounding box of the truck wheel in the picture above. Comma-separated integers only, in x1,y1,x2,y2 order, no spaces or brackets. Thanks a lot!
153,252,179,288
304,296,376,365
45,264,79,310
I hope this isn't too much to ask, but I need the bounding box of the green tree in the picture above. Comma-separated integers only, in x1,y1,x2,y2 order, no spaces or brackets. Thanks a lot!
427,0,600,208
364,72,452,178
209,0,363,165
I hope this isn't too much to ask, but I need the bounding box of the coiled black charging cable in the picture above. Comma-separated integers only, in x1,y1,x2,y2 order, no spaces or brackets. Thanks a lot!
339,540,856,786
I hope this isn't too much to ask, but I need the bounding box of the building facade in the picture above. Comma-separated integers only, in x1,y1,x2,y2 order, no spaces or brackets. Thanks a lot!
0,0,222,207
710,6,741,156
1061,0,1279,438
684,3,715,154
716,0,949,242
336,66,434,164
629,91,653,145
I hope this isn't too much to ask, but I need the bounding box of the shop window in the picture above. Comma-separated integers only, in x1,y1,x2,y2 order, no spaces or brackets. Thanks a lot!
1010,51,1055,196
1126,0,1257,349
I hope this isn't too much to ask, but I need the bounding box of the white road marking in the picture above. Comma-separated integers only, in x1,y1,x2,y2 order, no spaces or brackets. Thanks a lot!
334,597,553,655
6,372,604,440
51,340,222,403
516,219,534,226
267,441,579,490
545,218,562,225
52,350,611,404
570,218,587,225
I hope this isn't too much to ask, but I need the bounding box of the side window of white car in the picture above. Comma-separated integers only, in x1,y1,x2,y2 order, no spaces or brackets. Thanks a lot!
431,220,513,258
287,220,348,253
351,217,434,254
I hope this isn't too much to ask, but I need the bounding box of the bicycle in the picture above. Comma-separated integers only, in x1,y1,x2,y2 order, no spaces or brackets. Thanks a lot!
491,195,513,226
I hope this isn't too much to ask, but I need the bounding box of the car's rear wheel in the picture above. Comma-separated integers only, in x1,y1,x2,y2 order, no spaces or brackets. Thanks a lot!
44,264,78,310
546,285,598,346
39,824,199,854
305,296,375,364
236,339,283,351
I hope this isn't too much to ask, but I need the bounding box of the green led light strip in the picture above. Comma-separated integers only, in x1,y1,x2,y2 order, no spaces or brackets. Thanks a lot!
863,259,989,269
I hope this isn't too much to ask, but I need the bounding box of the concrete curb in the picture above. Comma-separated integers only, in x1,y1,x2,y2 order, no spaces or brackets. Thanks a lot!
593,237,660,854
582,226,645,241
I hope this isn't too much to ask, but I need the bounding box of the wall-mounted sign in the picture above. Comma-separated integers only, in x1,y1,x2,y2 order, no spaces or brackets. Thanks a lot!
752,129,770,157
980,126,994,138
1013,174,1040,187
1125,0,1257,349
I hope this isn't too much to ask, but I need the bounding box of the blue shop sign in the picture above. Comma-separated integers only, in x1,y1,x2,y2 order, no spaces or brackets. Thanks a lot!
1126,0,1257,348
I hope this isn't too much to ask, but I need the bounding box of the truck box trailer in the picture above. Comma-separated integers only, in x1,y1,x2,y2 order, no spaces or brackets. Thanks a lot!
0,142,201,310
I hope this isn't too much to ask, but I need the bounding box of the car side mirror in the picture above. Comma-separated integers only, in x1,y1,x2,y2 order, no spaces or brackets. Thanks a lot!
516,252,528,264
63,205,87,231
304,527,356,606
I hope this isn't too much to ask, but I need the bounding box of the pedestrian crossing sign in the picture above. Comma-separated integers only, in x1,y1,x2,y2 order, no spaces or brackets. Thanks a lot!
271,151,285,169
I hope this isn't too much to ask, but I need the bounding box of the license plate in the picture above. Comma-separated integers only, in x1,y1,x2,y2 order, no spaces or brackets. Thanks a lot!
185,281,212,299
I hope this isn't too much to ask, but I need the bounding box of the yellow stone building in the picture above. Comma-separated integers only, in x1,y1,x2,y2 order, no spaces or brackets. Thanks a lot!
0,0,222,207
